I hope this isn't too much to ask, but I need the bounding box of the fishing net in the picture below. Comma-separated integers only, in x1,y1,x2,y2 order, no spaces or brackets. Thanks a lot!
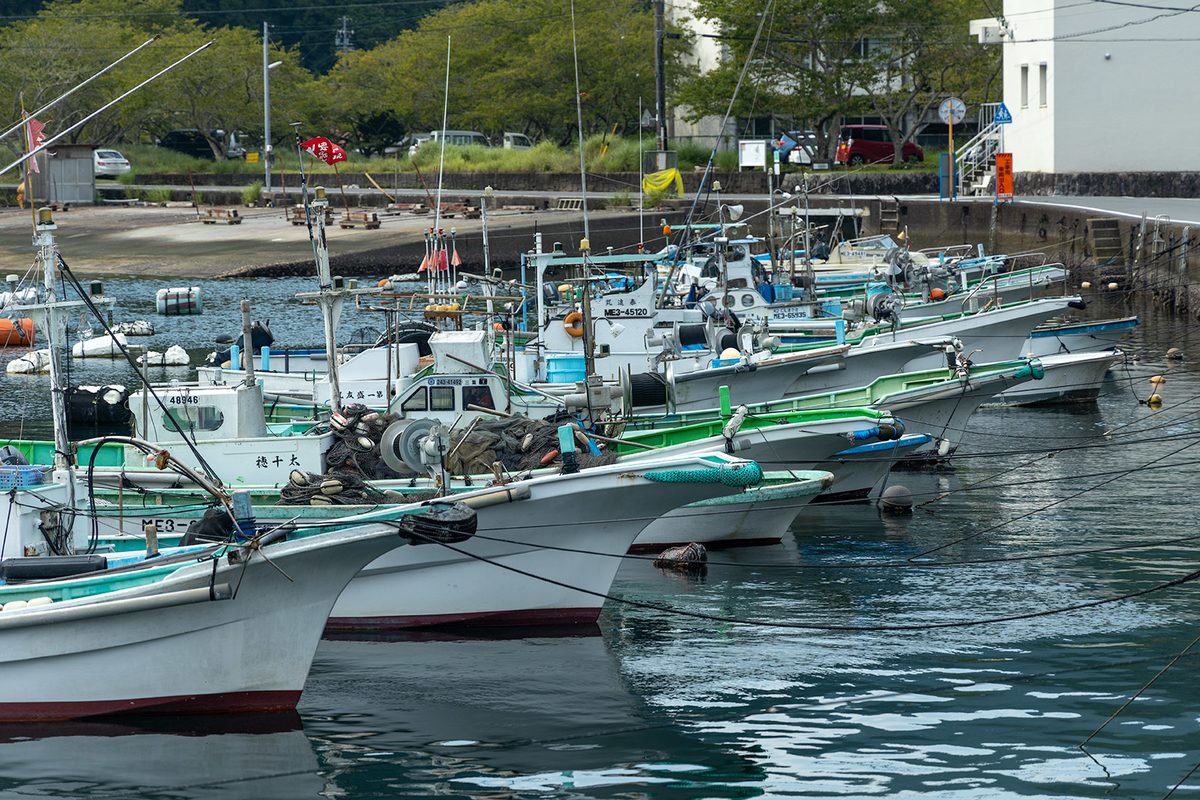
278,406,619,506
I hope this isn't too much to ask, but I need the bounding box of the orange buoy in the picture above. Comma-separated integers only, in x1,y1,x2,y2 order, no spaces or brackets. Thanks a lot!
563,311,584,337
0,319,34,347
539,449,560,466
929,288,946,300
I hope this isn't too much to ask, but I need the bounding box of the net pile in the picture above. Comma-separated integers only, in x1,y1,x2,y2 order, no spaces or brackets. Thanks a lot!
279,403,429,506
323,403,400,478
450,414,618,475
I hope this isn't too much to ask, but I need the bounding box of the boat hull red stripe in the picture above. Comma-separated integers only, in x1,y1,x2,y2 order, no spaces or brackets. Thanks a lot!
325,606,601,631
0,691,301,722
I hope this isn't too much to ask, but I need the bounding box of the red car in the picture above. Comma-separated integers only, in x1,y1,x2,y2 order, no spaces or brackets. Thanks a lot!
835,125,923,166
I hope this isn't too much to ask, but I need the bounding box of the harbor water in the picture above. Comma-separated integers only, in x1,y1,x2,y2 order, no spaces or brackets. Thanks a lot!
1,275,1199,798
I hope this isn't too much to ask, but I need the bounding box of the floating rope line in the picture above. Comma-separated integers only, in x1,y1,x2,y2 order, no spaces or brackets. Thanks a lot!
404,528,1200,632
909,432,1200,560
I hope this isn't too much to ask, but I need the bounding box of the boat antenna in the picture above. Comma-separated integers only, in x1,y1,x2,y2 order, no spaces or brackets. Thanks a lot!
0,41,213,179
0,36,160,146
433,35,451,298
570,0,589,243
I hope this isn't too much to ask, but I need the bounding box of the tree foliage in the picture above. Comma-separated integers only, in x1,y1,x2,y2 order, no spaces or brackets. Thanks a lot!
321,0,664,146
676,0,997,160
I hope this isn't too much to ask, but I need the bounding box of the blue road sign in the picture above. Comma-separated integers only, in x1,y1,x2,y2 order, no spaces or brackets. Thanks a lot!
993,103,1013,124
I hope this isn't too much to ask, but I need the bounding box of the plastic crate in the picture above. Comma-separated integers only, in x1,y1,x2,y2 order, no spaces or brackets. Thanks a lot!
0,465,46,490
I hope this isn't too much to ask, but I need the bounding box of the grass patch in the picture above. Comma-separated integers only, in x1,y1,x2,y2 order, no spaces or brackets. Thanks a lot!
110,135,768,179
242,181,264,205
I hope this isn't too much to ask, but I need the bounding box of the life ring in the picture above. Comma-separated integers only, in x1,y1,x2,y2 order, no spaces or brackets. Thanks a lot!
563,311,584,337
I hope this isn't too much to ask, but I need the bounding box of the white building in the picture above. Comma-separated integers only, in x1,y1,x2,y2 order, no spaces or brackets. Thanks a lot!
984,0,1200,172
669,3,734,147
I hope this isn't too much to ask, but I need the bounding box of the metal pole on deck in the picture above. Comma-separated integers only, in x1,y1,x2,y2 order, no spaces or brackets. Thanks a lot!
240,300,257,386
311,187,343,413
35,209,71,471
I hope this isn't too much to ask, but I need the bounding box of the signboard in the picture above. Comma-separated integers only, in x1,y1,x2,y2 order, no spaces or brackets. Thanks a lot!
738,139,769,170
995,153,1013,200
993,102,1013,125
246,152,260,163
939,97,966,126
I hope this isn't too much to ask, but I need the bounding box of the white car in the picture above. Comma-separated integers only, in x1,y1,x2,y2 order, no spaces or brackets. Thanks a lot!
93,149,130,178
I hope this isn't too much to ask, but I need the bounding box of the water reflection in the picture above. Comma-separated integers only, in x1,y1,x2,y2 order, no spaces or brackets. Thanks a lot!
0,713,323,799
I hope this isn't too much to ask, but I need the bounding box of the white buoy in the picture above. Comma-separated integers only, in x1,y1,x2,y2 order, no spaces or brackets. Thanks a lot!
72,333,127,358
138,345,190,367
6,349,51,374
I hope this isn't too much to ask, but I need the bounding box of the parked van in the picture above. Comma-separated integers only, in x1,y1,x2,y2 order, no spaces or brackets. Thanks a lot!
409,130,489,156
835,125,922,166
503,132,533,150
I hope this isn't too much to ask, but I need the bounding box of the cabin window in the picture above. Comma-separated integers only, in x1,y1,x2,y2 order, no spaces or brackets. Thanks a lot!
401,387,427,412
1020,64,1029,108
463,384,495,410
1039,63,1048,107
430,386,456,411
162,406,224,433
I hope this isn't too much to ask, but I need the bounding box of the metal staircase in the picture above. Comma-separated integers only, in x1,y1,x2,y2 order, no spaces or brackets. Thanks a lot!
955,103,1003,197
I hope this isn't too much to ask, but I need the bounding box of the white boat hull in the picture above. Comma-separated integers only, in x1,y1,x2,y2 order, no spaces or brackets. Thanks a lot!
860,297,1078,372
0,514,412,720
632,472,833,551
989,351,1120,406
91,455,761,630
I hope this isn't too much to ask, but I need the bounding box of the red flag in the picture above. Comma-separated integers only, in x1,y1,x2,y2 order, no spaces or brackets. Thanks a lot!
25,115,45,174
451,244,461,268
299,136,347,166
418,253,429,272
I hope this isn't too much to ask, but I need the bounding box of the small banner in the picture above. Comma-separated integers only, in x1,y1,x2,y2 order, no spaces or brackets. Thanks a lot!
24,115,45,173
642,167,683,197
299,136,347,166
995,153,1013,200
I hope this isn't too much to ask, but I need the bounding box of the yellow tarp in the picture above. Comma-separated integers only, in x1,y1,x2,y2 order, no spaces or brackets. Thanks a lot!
642,168,683,197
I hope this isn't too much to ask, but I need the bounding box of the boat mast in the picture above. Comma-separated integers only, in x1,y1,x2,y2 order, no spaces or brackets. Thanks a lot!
310,187,343,414
33,208,73,473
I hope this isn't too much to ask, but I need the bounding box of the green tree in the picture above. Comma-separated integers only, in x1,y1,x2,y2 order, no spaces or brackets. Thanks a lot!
675,0,880,162
856,0,998,162
322,0,661,150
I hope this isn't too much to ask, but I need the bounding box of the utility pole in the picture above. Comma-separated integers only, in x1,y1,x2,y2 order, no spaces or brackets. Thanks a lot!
335,17,354,56
262,22,272,194
655,0,667,150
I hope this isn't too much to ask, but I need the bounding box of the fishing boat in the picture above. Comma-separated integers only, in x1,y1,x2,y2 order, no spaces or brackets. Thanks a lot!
0,207,482,716
988,350,1123,406
0,472,475,718
631,469,833,551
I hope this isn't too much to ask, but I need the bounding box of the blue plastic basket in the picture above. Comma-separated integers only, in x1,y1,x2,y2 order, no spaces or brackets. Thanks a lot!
0,465,46,490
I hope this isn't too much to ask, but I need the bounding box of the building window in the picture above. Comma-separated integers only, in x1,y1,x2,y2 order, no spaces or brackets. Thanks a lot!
1039,63,1048,107
1021,64,1029,108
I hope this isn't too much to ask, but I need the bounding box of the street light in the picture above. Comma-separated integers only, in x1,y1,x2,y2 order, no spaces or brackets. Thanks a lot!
263,21,282,195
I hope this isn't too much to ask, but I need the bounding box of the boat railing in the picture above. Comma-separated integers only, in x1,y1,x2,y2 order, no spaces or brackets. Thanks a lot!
960,262,1067,313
